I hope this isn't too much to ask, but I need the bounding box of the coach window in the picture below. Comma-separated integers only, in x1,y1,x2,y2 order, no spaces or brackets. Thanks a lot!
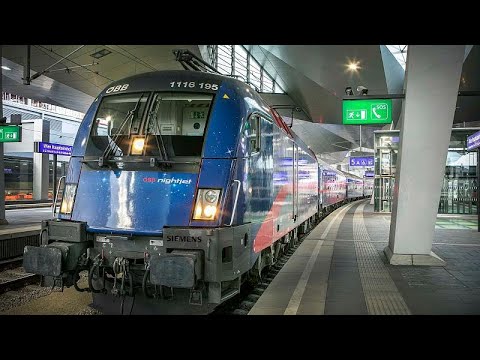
245,115,261,155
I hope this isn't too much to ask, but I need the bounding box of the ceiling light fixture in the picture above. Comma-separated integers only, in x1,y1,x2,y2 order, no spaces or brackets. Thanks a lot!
90,49,112,59
1,65,12,71
347,61,360,72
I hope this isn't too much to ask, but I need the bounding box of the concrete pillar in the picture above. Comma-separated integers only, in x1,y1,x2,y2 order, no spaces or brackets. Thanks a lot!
33,119,50,200
0,45,8,224
385,45,465,266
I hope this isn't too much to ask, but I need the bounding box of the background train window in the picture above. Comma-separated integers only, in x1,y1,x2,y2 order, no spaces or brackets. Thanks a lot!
86,92,149,156
145,93,213,157
245,114,260,154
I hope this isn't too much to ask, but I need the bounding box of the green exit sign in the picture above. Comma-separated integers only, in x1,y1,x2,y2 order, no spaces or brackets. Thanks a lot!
0,125,22,142
343,99,392,125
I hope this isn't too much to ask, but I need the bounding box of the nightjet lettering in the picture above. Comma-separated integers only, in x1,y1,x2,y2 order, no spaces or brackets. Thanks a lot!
158,178,192,185
166,235,202,243
142,177,192,184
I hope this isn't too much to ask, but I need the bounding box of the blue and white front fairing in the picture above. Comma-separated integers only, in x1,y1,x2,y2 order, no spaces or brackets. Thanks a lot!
73,170,198,235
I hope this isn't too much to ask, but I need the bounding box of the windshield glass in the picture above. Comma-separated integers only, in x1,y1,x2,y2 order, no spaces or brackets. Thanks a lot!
86,92,149,156
85,92,213,158
144,92,213,157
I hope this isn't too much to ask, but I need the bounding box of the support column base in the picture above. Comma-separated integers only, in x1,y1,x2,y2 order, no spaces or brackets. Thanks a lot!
384,246,446,266
0,219,9,225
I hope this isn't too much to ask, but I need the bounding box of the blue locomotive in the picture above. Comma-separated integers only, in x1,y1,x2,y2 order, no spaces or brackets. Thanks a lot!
23,70,364,314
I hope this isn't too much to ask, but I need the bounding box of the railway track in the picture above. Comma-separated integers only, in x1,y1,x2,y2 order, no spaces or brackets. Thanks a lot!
0,261,101,315
0,259,41,296
0,256,24,272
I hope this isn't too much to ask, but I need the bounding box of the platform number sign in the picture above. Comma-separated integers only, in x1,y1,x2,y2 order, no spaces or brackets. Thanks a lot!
350,156,374,167
0,125,21,143
343,99,392,125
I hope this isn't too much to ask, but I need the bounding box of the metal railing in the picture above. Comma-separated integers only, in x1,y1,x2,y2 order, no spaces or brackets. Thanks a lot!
52,176,66,218
227,180,241,227
2,92,84,120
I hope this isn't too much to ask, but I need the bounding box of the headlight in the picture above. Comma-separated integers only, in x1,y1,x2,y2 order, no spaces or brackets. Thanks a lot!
60,184,77,214
192,189,221,221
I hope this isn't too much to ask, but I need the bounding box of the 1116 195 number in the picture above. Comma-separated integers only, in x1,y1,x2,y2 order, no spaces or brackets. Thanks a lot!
170,81,218,91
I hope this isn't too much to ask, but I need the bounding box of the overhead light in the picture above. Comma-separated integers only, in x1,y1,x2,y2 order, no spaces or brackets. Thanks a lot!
1,65,11,71
90,49,112,59
348,63,359,71
346,60,361,72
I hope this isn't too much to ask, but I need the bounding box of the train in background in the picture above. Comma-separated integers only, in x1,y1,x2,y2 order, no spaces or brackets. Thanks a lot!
23,69,368,314
318,159,371,212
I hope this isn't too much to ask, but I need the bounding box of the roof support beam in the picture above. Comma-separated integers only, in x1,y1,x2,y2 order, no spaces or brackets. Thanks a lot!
343,90,480,101
23,45,85,85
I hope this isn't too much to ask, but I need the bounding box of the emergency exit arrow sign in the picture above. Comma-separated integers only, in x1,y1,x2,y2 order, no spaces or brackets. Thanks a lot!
343,99,392,125
0,125,22,142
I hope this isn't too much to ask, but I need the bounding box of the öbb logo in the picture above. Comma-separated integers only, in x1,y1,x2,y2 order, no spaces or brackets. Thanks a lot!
106,84,129,94
143,177,192,185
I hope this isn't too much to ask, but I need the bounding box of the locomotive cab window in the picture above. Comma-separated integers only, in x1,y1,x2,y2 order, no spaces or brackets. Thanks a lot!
245,114,261,155
86,92,149,157
85,92,213,159
145,93,213,157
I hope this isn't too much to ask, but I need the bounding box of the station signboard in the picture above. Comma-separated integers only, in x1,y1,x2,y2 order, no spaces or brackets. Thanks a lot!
343,99,392,125
467,131,480,151
467,130,480,232
364,170,375,178
349,156,374,167
0,125,21,142
34,141,72,156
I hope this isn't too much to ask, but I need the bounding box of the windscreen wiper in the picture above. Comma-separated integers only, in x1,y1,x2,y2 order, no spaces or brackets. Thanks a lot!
145,95,169,163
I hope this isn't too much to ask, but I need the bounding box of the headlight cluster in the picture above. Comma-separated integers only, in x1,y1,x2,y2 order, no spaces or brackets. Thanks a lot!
192,189,221,221
60,184,77,214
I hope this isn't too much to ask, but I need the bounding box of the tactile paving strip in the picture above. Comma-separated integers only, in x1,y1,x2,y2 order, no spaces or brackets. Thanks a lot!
353,203,411,315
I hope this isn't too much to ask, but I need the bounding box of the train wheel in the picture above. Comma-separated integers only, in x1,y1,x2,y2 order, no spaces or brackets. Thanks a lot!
247,255,263,285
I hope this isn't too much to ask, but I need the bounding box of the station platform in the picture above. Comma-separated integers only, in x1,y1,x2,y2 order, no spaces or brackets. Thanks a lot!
5,203,52,210
2,207,52,227
0,208,50,261
249,199,480,315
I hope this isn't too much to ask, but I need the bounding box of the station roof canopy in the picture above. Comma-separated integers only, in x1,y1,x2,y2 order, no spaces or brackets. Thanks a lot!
1,45,478,163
